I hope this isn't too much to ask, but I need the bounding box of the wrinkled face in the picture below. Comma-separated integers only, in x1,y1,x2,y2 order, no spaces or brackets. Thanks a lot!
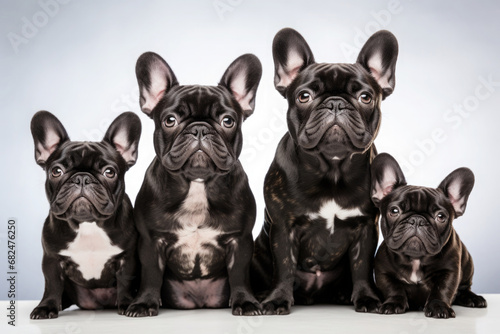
44,141,127,222
379,186,455,258
286,63,383,161
152,85,244,180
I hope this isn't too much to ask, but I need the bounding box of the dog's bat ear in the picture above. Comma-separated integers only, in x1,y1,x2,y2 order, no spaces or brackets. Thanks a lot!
103,112,142,168
438,168,475,218
272,28,315,97
357,30,398,99
136,52,179,117
370,153,406,207
219,54,262,119
30,111,70,169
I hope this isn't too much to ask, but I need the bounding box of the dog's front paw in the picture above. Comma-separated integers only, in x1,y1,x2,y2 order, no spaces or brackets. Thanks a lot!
232,301,262,316
117,303,130,316
231,291,263,316
354,295,381,313
261,290,293,315
262,299,292,315
30,305,59,320
454,290,487,308
424,300,455,319
378,296,408,314
125,300,159,317
117,295,135,315
380,301,407,314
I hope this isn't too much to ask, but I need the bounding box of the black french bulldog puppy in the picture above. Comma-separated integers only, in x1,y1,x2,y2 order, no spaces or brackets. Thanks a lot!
371,153,487,318
251,28,398,315
30,111,141,319
125,52,262,317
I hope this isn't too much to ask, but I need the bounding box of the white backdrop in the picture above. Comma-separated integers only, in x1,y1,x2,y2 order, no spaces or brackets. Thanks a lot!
1,0,499,300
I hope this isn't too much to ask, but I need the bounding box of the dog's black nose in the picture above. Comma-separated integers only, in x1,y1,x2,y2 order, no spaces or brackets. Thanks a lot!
189,123,209,139
72,174,92,186
325,98,349,112
407,215,428,227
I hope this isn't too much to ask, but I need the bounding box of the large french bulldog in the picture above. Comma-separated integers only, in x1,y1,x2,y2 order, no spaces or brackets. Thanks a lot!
125,52,262,316
252,28,398,314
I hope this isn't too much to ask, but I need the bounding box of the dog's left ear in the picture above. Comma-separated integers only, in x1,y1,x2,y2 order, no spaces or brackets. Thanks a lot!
272,28,315,97
136,52,179,117
219,54,262,119
438,168,475,218
371,153,407,207
31,111,70,169
357,30,398,99
103,112,142,168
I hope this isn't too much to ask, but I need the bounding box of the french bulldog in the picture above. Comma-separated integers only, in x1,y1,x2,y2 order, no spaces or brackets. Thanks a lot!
30,111,141,319
371,153,487,318
124,52,262,317
251,28,398,314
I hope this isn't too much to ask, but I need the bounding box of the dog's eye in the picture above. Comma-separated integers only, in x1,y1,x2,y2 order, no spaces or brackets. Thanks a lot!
103,168,116,179
164,116,178,128
358,93,372,104
221,116,235,128
51,167,64,178
389,206,400,217
297,91,312,103
435,212,447,223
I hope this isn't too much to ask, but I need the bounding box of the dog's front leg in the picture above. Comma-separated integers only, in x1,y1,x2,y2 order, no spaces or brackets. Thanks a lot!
30,254,65,319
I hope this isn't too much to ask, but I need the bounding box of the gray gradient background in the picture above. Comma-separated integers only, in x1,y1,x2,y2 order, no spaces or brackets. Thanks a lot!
1,0,499,300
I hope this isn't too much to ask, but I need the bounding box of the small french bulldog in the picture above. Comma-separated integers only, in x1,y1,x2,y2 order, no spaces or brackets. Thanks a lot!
251,28,398,314
371,153,487,318
30,111,141,319
125,52,262,316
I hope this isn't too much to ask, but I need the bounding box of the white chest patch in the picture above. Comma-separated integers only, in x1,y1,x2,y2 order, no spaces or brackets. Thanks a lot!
59,222,123,281
409,259,421,284
307,199,363,234
175,181,209,227
173,181,220,276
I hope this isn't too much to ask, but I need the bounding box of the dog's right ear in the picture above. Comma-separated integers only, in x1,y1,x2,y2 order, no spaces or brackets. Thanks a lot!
370,153,406,207
272,28,315,97
103,112,142,169
219,54,262,120
30,111,70,169
136,52,179,117
356,30,398,99
438,167,475,218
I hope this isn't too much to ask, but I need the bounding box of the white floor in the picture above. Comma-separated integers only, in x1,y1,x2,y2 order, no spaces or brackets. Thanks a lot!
2,296,499,334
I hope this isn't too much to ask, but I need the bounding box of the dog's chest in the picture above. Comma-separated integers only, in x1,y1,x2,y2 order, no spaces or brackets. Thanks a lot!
175,181,210,228
59,222,123,281
307,198,363,234
170,181,224,277
404,259,422,284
